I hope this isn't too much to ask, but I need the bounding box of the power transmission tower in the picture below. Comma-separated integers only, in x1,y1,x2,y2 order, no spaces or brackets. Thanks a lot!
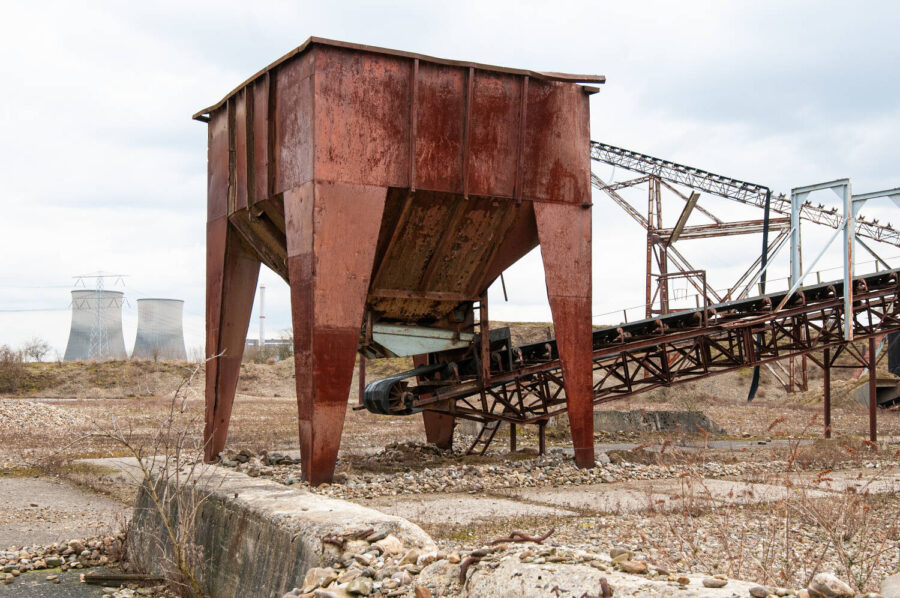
73,272,127,360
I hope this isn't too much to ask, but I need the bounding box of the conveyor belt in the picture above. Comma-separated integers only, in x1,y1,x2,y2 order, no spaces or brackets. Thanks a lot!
364,268,900,420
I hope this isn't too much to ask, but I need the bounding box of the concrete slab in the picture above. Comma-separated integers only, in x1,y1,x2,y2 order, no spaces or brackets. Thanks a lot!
496,477,834,514
801,469,900,494
496,484,678,513
669,478,830,504
363,494,576,525
0,567,111,598
0,477,128,547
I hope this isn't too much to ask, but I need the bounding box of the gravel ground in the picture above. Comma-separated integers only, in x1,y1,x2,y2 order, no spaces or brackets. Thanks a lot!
214,442,900,594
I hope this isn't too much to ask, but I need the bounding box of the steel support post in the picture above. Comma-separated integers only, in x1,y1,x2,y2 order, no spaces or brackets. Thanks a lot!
358,355,366,407
790,191,803,288
510,423,517,452
204,219,261,462
538,420,547,455
534,201,594,468
823,347,831,439
285,182,386,486
417,354,456,449
480,293,490,385
801,354,809,391
869,336,877,443
843,183,855,341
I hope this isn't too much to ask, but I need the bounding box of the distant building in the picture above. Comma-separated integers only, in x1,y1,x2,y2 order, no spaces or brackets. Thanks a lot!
132,299,187,361
64,290,128,361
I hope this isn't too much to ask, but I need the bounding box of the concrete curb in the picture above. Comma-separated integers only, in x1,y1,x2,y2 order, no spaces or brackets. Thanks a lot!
127,464,434,598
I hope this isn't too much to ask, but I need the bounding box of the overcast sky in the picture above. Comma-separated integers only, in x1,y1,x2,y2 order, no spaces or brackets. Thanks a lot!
1,0,898,357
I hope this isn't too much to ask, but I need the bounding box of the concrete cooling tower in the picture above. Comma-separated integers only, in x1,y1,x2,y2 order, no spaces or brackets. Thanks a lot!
64,290,128,361
132,298,187,361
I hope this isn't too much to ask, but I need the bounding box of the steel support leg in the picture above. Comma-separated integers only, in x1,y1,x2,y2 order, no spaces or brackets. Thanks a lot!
538,420,547,456
204,217,261,462
358,355,366,407
534,201,594,468
415,354,455,449
823,348,831,439
285,182,386,485
869,336,877,443
509,423,517,452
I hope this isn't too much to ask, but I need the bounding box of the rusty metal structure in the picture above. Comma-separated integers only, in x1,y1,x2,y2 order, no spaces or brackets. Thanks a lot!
199,39,900,485
197,38,602,484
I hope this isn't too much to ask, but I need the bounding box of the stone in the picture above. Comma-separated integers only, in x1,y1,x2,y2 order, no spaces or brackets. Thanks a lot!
353,553,374,567
302,567,339,592
797,591,810,598
345,576,373,595
46,574,59,583
414,587,433,598
617,560,648,574
447,551,460,564
344,540,370,555
68,540,85,553
881,573,900,598
3,573,12,584
676,576,690,585
609,547,631,560
313,589,353,598
374,535,404,556
702,577,727,588
596,451,611,465
393,570,414,586
45,556,63,567
337,569,361,584
750,586,774,598
365,531,388,543
808,573,854,598
399,549,420,566
416,552,437,567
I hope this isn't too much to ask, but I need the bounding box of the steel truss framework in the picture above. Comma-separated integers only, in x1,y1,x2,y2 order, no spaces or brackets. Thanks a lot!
406,271,900,434
591,141,900,248
589,141,899,393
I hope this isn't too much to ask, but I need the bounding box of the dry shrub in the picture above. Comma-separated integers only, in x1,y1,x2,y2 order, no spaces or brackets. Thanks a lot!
0,345,25,393
794,436,868,469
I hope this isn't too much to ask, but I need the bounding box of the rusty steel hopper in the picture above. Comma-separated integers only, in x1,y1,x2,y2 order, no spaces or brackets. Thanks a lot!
196,38,603,484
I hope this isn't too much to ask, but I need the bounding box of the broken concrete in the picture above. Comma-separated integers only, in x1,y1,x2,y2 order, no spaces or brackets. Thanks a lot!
127,465,434,598
463,554,757,598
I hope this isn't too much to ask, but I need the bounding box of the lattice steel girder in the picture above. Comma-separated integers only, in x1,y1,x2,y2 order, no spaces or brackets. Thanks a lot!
591,141,900,248
417,273,900,425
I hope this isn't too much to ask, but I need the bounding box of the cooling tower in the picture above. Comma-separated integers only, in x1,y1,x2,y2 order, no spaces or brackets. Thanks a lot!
64,290,128,361
132,298,187,361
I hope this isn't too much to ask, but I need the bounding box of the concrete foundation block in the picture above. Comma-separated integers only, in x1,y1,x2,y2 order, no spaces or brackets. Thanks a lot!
127,465,434,598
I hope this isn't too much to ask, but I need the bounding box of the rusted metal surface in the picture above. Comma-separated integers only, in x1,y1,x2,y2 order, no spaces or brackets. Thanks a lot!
416,353,455,449
199,38,599,483
534,201,593,467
